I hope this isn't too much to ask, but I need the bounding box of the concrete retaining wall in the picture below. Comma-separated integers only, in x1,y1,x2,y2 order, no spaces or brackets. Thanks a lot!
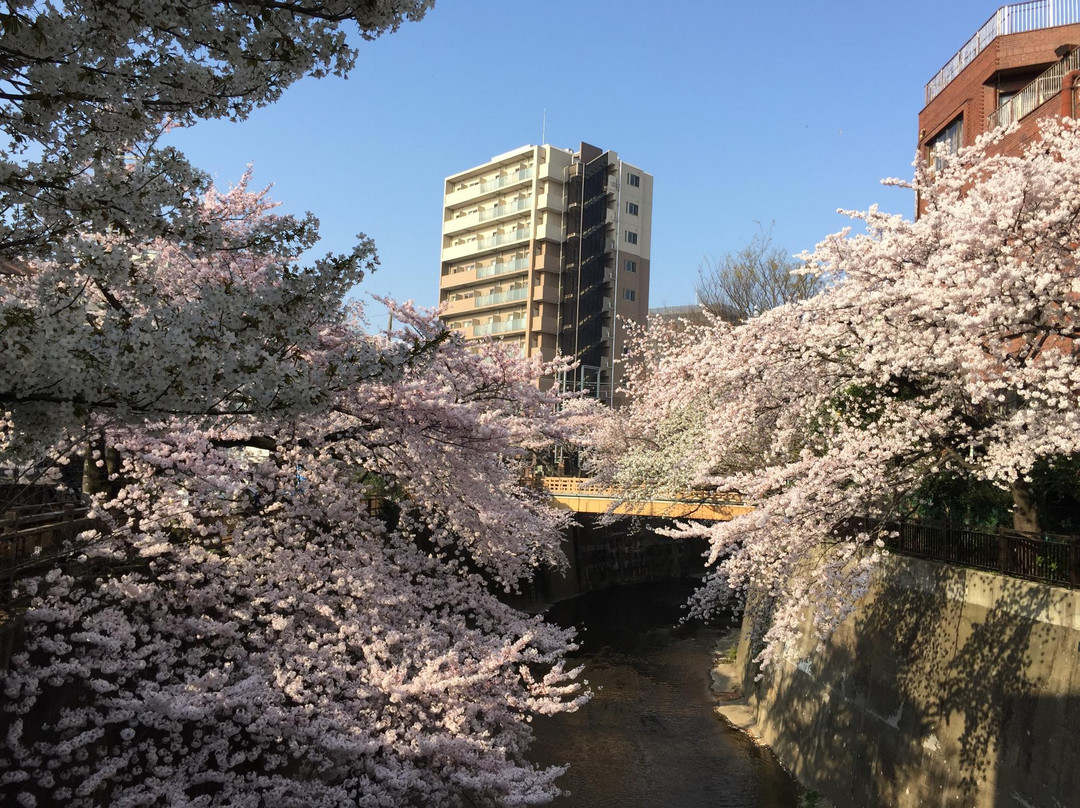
740,555,1080,808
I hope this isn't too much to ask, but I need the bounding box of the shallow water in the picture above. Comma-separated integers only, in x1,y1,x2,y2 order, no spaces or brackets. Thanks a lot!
529,580,800,808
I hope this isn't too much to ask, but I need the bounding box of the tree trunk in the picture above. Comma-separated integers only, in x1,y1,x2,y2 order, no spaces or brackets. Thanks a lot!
81,433,108,496
1010,476,1041,534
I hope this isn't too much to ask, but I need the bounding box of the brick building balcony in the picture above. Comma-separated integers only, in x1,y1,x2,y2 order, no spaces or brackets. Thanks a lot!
926,0,1080,104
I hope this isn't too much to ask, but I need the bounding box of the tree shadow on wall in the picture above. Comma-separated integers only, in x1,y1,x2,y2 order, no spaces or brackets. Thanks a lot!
747,559,1078,808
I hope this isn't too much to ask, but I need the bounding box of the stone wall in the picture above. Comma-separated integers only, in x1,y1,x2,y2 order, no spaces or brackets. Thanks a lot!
739,555,1080,808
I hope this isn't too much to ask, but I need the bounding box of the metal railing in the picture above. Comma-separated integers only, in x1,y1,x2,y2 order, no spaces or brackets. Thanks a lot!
847,517,1080,588
2,503,96,605
540,476,744,504
988,46,1080,127
926,0,1080,104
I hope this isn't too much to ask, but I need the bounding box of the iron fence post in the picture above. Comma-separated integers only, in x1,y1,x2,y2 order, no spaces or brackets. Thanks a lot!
998,526,1010,575
1070,539,1080,588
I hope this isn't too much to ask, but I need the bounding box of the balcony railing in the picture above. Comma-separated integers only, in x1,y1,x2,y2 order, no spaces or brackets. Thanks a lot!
926,0,1080,104
477,168,534,194
476,229,530,250
474,287,527,308
472,317,526,337
988,46,1080,127
476,256,530,279
479,198,530,221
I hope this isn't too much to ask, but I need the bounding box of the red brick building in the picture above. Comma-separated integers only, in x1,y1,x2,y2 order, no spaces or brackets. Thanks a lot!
919,1,1080,166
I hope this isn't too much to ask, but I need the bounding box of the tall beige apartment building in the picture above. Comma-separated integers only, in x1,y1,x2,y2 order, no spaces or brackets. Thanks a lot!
438,142,652,403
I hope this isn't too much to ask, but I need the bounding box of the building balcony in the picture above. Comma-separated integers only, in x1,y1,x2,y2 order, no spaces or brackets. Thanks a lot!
925,0,1080,104
441,295,476,317
531,314,558,334
474,287,528,308
477,228,530,250
444,197,533,237
444,168,534,207
534,284,560,305
469,317,527,338
442,228,530,262
479,197,531,222
534,218,563,243
442,256,531,289
534,252,562,273
535,191,564,212
537,160,567,183
476,255,531,279
988,45,1080,128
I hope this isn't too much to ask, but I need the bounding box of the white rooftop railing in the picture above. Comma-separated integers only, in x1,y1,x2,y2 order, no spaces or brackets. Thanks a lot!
925,0,1080,105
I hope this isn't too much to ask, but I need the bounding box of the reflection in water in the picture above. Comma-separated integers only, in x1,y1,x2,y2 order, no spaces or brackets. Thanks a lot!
530,581,799,808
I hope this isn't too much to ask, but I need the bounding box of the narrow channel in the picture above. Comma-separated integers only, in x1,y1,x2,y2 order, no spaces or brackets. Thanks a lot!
529,580,800,808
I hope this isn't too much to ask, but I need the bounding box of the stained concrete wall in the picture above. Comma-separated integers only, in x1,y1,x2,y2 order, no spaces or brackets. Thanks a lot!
739,555,1080,808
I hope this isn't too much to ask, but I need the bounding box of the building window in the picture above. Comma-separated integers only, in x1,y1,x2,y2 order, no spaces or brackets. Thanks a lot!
627,172,640,187
623,289,636,302
625,259,636,273
625,230,638,245
927,115,963,171
626,201,639,215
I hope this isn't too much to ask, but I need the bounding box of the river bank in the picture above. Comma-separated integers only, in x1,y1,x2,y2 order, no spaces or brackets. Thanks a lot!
710,631,833,808
528,580,800,807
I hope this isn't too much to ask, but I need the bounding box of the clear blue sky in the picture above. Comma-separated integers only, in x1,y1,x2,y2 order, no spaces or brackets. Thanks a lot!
167,0,1004,318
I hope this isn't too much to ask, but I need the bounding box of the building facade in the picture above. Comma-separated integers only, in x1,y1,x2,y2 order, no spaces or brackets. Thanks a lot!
919,0,1080,171
438,142,652,403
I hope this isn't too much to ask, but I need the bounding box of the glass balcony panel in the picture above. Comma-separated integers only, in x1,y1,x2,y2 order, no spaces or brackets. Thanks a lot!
474,287,528,307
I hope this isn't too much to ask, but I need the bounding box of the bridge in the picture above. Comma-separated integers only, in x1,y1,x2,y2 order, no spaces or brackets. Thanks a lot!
540,476,751,521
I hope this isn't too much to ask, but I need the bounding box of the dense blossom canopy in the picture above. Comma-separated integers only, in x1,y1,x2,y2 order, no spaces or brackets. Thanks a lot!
1,180,585,807
1,3,592,805
596,121,1080,666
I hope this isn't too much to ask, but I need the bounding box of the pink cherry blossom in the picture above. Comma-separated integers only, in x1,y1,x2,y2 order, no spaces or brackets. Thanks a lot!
1,178,586,807
594,119,1080,669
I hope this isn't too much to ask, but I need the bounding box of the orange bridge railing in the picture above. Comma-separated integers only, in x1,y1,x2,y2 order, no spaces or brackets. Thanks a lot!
540,476,751,521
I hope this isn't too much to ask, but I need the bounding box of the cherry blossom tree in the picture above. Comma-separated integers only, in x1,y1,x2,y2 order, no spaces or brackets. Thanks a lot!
597,120,1080,667
0,0,433,264
1,3,591,804
0,180,586,807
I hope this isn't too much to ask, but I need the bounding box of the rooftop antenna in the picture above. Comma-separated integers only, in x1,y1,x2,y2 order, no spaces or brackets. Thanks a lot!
541,109,546,145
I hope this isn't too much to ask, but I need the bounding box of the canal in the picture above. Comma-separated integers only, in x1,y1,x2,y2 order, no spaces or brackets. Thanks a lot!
529,580,800,808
